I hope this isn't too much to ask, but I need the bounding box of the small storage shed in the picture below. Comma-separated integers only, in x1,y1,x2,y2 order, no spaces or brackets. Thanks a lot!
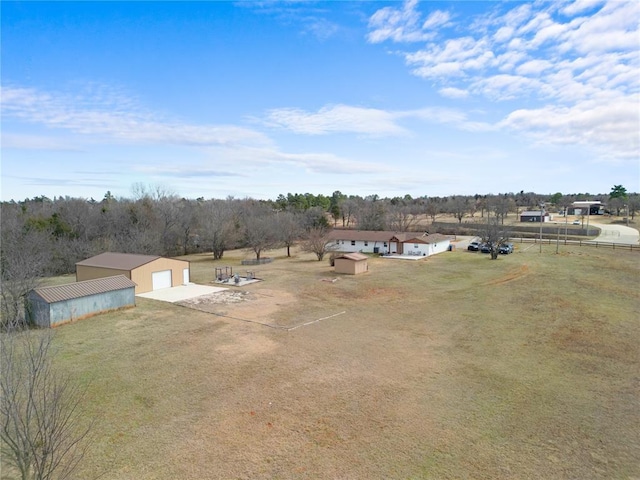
76,252,190,294
334,252,369,275
28,275,136,328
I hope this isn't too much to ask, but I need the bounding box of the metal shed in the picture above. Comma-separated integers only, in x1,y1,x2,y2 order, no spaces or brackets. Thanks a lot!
28,275,136,328
334,252,369,275
76,252,190,294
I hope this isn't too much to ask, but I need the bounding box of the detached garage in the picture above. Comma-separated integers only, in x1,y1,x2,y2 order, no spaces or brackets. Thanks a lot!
28,275,136,328
76,252,190,294
334,252,369,275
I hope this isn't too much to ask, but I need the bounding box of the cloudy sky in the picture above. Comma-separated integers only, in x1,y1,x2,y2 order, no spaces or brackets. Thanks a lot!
1,1,638,201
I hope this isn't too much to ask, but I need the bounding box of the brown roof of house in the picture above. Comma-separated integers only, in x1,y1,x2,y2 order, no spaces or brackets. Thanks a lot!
76,252,161,270
31,275,137,304
328,230,449,244
423,233,450,243
327,230,405,242
336,252,368,261
391,233,426,243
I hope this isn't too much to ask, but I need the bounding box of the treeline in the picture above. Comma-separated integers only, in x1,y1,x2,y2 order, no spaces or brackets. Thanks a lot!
1,186,638,277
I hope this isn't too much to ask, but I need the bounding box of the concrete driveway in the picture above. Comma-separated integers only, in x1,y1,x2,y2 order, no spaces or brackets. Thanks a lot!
137,284,227,303
587,222,640,245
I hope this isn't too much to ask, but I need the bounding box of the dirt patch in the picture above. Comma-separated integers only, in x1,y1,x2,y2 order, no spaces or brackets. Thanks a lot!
176,288,298,327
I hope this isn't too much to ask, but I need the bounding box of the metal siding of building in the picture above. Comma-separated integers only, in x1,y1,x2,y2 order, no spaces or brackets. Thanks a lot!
27,291,51,328
131,258,190,294
48,288,135,327
77,266,130,283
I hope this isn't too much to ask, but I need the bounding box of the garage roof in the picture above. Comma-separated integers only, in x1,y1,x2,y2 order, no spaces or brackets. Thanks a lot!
76,252,161,271
32,275,137,303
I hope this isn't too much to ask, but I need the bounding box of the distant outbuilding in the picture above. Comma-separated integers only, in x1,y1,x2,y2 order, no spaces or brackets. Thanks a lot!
520,211,550,222
334,252,369,275
76,252,190,294
28,275,136,328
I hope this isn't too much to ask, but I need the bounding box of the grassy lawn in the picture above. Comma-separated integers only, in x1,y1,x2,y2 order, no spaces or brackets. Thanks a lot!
46,244,639,479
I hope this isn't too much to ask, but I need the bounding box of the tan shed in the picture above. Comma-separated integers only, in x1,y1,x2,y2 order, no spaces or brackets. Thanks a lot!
334,252,368,275
76,252,190,294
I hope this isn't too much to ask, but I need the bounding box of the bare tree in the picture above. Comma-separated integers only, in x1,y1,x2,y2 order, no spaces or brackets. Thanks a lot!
340,198,357,228
302,226,335,261
0,331,92,480
446,197,469,224
0,215,50,330
628,194,639,220
354,199,386,231
201,199,241,260
481,216,511,260
241,204,280,261
276,211,303,257
386,204,418,232
176,199,200,255
424,199,441,224
488,195,515,224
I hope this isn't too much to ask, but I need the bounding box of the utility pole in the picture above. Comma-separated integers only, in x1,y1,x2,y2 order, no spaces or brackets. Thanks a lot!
564,205,568,244
539,203,544,253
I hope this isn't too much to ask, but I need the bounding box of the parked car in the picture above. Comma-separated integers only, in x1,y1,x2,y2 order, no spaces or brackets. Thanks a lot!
480,243,492,253
572,220,581,225
467,241,481,251
499,243,514,254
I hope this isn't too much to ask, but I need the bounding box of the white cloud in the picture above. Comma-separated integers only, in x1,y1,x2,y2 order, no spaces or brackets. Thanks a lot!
406,37,495,79
493,26,514,43
438,87,469,99
1,133,83,151
182,145,393,176
422,10,452,30
264,104,409,136
500,94,639,159
472,75,546,101
264,104,492,136
0,85,270,147
367,0,442,43
367,0,639,162
515,59,553,75
561,0,606,17
302,17,339,41
501,3,533,29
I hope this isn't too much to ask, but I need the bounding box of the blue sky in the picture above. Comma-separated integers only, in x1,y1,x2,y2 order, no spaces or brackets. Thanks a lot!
2,1,638,202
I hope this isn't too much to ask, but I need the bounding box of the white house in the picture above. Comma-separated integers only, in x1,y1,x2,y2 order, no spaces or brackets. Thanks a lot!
326,230,451,257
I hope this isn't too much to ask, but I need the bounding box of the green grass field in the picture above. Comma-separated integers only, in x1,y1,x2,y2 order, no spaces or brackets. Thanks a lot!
45,244,639,479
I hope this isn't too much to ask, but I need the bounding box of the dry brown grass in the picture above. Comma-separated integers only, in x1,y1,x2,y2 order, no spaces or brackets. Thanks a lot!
47,244,639,479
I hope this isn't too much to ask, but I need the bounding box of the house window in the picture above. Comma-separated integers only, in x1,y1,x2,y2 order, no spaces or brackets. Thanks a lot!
364,241,368,246
335,240,340,244
351,240,356,246
414,244,419,248
384,242,387,247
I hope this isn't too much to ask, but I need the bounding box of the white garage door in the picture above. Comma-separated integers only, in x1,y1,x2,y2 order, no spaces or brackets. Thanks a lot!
152,270,172,291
